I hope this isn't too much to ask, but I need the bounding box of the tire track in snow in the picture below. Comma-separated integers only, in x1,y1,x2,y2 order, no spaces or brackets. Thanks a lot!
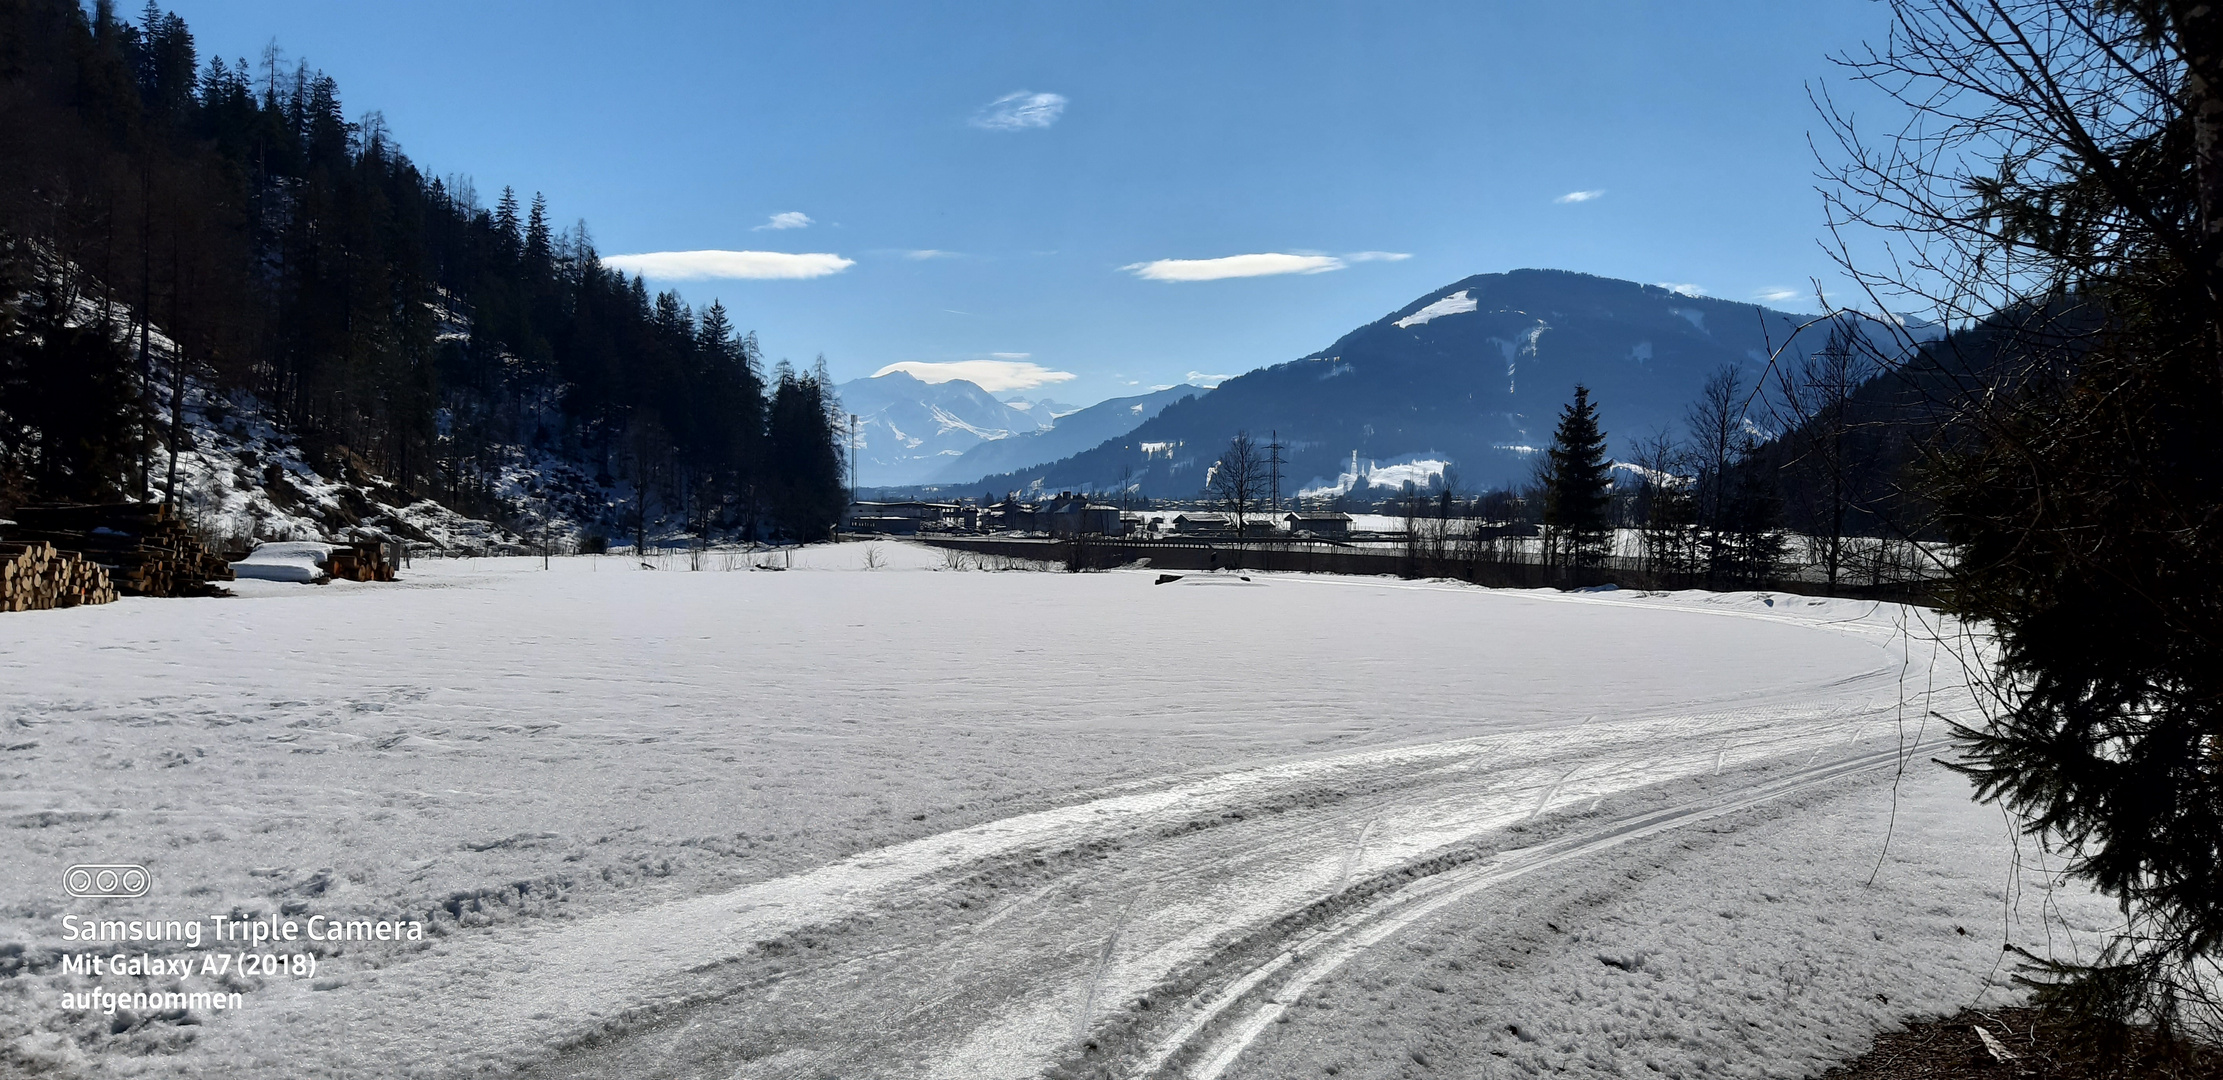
1127,739,1949,1080
179,677,1941,1079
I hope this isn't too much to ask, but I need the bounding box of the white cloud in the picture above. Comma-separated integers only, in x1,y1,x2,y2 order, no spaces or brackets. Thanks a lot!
1345,251,1412,262
905,249,957,260
603,250,854,280
752,211,813,231
1654,282,1707,297
1754,286,1802,303
1554,189,1606,204
989,351,1031,360
1123,253,1345,282
971,90,1067,130
871,360,1076,392
1187,370,1236,387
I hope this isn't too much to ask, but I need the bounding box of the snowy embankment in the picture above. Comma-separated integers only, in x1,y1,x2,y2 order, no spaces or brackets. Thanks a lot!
0,544,2111,1078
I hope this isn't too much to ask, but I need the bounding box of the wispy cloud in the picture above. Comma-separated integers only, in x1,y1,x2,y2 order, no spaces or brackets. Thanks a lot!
971,90,1067,131
905,249,958,260
1344,251,1412,262
1123,253,1344,282
1654,282,1707,297
1753,286,1802,303
1554,189,1606,204
752,211,813,231
602,250,854,280
872,359,1076,392
1187,370,1236,387
989,351,1031,360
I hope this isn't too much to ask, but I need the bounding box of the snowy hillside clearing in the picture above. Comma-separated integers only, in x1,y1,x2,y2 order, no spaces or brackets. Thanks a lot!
0,545,2108,1078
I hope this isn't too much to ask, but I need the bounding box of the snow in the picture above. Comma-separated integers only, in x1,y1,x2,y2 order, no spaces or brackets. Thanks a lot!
1487,324,1548,392
228,542,334,583
1298,457,1450,498
927,404,1020,440
0,549,2104,1078
1393,290,1478,329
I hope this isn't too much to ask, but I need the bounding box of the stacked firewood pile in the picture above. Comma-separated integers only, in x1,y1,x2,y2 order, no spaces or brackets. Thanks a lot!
0,541,118,611
4,504,235,598
325,538,398,582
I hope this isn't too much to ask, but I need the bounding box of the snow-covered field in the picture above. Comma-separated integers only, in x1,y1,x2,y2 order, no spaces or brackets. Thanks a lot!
0,542,2111,1078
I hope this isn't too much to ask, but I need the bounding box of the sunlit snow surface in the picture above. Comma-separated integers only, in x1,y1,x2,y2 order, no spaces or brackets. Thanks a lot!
1393,289,1479,329
0,544,2113,1078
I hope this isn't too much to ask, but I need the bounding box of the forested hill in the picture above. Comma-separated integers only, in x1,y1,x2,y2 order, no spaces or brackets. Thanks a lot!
0,0,847,541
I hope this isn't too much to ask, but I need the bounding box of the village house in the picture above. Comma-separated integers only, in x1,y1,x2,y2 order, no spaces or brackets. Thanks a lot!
845,501,960,535
1171,511,1230,535
1283,511,1354,538
1041,492,1124,536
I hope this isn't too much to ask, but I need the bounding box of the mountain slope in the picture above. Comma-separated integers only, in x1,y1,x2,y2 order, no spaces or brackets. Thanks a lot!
972,269,1915,498
932,384,1208,486
838,371,1055,486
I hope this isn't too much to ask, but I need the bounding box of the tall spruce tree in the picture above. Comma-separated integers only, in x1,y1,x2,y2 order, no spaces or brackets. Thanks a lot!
766,362,845,540
1542,384,1612,568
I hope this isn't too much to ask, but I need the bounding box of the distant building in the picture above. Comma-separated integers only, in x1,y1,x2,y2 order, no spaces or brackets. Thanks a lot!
845,501,959,534
1283,512,1353,538
1042,492,1124,536
1172,512,1230,534
987,496,1038,533
847,515,919,535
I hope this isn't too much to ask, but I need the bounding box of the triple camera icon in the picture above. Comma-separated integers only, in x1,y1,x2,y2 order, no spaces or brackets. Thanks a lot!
64,864,151,899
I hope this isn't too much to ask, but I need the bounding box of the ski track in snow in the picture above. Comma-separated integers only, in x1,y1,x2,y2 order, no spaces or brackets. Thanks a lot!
0,544,2090,1078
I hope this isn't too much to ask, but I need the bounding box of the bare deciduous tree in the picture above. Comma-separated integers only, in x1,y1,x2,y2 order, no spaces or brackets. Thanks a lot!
1208,432,1268,533
1683,365,1744,578
1769,321,1876,589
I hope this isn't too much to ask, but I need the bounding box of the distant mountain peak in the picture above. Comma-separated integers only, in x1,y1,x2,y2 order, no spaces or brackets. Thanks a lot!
964,269,1919,498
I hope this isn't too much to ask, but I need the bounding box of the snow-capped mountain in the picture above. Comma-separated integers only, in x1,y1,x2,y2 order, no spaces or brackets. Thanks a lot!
999,396,1081,421
932,383,1208,486
837,371,1059,487
968,269,1926,498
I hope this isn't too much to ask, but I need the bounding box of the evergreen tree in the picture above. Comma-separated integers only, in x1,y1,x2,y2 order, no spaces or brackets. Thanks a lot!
0,275,148,502
766,364,845,539
1824,0,2223,1033
0,0,855,543
522,191,550,277
492,186,521,259
1541,384,1612,568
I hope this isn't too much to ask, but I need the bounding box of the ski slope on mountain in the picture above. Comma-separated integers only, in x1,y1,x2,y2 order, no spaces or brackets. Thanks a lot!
0,545,2109,1078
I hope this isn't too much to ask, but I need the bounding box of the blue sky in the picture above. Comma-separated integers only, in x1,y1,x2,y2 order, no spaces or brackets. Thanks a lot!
168,1,1892,406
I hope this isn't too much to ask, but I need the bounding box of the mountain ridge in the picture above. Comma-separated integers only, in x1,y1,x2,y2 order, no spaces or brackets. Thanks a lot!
954,269,1913,498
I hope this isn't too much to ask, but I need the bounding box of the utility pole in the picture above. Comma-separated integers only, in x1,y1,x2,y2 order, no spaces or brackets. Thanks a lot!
1267,430,1284,516
848,413,859,507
